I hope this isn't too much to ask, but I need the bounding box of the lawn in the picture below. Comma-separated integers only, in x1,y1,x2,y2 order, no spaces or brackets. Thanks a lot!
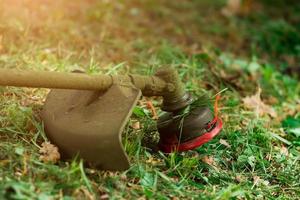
0,0,299,199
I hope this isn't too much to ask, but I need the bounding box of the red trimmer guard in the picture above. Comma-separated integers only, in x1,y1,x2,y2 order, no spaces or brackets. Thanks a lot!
159,118,223,153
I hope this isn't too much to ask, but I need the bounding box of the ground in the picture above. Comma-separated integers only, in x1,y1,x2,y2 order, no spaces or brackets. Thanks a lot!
0,0,299,199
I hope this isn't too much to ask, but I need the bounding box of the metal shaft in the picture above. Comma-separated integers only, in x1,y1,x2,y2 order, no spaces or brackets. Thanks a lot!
0,68,114,90
0,68,168,95
0,67,190,111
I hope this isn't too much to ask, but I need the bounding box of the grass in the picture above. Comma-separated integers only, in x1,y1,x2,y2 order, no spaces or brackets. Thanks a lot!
0,0,299,199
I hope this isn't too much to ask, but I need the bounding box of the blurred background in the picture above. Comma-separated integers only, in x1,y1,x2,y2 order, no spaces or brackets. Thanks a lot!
0,0,299,73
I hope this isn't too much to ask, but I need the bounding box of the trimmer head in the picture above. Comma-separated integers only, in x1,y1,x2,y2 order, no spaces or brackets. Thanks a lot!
42,85,141,170
157,107,223,153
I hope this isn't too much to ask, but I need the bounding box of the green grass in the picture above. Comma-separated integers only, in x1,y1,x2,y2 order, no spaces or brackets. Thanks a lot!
0,0,299,199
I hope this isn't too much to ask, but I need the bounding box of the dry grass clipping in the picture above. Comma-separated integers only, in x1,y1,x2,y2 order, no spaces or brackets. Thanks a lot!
39,142,61,163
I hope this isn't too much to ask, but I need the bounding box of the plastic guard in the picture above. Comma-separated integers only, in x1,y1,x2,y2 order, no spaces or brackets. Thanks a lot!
159,118,223,153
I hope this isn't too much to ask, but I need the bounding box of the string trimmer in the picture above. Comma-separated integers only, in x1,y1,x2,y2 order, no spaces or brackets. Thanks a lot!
0,67,222,170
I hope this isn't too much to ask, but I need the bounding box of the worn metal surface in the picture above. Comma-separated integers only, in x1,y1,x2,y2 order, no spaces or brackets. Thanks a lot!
42,84,141,170
155,67,193,111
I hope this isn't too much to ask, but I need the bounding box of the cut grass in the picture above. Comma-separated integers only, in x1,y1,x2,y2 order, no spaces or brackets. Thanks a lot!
0,0,299,199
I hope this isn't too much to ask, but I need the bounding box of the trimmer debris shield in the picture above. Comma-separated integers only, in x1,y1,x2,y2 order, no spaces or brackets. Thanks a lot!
42,85,141,170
